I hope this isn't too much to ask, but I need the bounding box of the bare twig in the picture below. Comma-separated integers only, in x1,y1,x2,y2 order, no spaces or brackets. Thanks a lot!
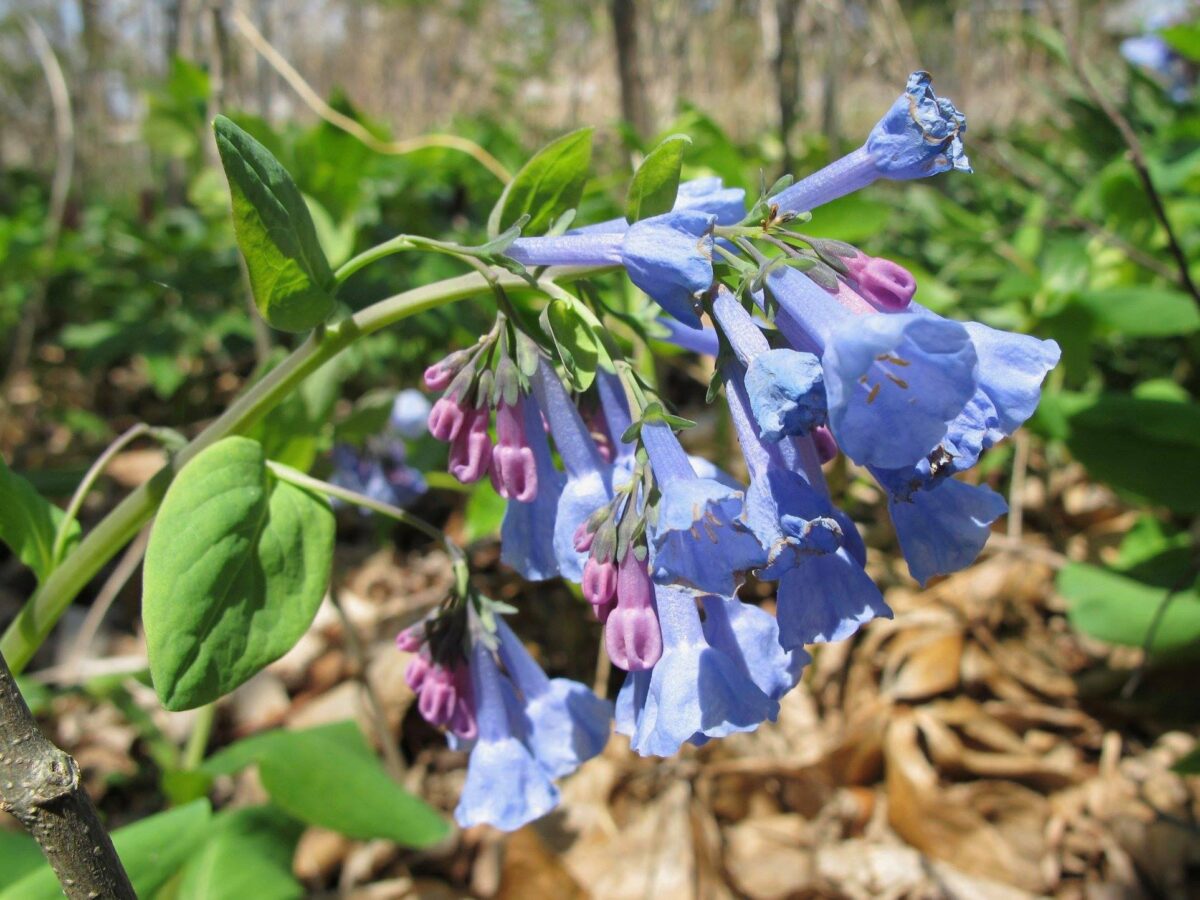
328,582,407,781
227,6,511,183
1051,3,1200,308
5,18,75,386
0,650,136,899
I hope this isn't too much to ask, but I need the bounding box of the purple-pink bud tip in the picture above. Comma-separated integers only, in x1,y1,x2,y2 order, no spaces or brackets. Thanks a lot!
428,396,468,442
449,407,492,484
812,426,839,464
604,552,662,670
845,253,917,311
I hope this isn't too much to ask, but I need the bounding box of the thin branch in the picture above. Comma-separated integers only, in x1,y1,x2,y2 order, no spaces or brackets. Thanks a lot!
1051,3,1200,308
227,6,512,183
0,650,136,899
1007,430,1029,541
53,424,151,565
5,17,75,385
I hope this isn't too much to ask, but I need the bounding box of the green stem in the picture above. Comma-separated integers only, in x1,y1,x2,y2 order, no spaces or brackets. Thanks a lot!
1,265,604,674
52,424,150,565
266,461,462,562
182,703,215,771
333,235,415,285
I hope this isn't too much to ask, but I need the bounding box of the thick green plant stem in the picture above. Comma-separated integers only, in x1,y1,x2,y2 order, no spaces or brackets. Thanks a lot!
1,264,607,673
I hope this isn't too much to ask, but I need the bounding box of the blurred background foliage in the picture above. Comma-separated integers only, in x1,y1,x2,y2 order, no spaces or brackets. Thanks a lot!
2,0,1200,892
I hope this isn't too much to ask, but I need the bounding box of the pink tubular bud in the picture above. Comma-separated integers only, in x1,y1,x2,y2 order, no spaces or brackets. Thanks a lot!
404,654,431,692
812,426,839,464
573,522,595,553
448,662,477,740
428,396,468,442
395,626,424,653
582,556,618,619
490,401,538,502
604,552,662,670
417,664,459,725
423,362,456,392
845,253,916,311
448,407,492,483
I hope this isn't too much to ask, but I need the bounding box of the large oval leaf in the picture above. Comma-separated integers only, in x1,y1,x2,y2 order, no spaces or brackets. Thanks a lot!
488,128,593,237
214,116,334,332
143,436,334,710
202,722,450,847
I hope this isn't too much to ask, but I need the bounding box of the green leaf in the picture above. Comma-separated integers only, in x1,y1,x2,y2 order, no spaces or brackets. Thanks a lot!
202,722,449,847
0,831,43,885
178,806,303,900
489,128,593,237
0,801,212,900
1160,23,1200,62
625,134,691,223
1073,287,1200,337
463,478,506,543
1172,746,1200,775
213,115,335,332
0,454,78,582
1058,563,1200,656
143,437,334,710
1043,392,1200,514
543,299,600,391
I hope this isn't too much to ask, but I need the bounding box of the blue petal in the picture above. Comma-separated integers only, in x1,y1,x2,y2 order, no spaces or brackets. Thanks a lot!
776,549,891,648
674,177,747,225
502,468,566,582
745,348,827,441
554,468,614,583
867,71,970,179
888,477,1008,586
628,587,777,757
700,595,808,703
963,321,1061,441
823,312,978,469
621,210,715,327
454,735,561,831
651,478,766,594
745,467,843,580
523,679,613,778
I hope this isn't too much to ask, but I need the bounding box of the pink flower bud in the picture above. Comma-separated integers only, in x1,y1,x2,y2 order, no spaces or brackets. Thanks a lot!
490,401,538,502
404,654,431,692
448,407,492,483
395,626,424,653
845,253,916,311
417,664,459,725
582,556,618,619
573,522,595,553
448,662,477,740
428,396,468,442
423,362,456,392
812,426,839,464
604,552,662,670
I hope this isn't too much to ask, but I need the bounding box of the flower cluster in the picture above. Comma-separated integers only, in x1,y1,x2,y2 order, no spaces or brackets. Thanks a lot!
330,389,431,511
399,72,1060,832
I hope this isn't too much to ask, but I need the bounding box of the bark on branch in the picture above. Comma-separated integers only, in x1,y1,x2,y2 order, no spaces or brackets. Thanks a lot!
0,650,135,899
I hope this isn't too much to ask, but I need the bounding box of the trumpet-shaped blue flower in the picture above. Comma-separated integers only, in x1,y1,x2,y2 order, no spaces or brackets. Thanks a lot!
711,288,826,442
767,266,979,470
615,585,779,757
495,620,612,778
455,640,559,831
389,388,432,440
772,71,970,215
508,211,715,328
721,359,890,645
501,392,566,581
641,421,766,594
532,361,614,582
699,594,808,704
